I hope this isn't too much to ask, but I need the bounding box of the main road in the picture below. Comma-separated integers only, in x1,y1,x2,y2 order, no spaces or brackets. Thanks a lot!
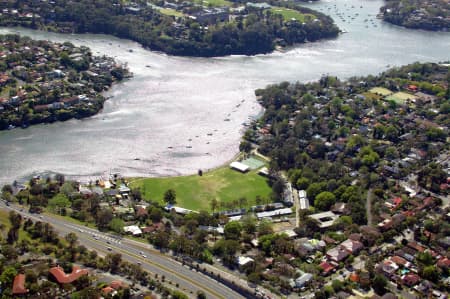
0,202,248,299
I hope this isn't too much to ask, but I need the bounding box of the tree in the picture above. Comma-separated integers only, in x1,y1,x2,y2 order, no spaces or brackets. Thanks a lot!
242,215,257,234
96,209,113,231
247,272,261,284
0,266,17,287
148,206,163,223
48,193,70,214
314,191,336,211
210,198,219,214
372,274,387,295
296,177,310,190
257,219,273,236
421,265,439,282
224,221,242,240
417,251,434,266
331,280,343,292
163,189,176,205
152,230,170,249
109,218,125,234
238,196,248,208
65,232,78,247
105,253,122,274
306,182,325,201
239,140,252,153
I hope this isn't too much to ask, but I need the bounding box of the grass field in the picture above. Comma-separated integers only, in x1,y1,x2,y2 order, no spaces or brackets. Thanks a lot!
193,0,232,7
159,8,184,17
270,7,314,22
369,87,393,96
385,92,417,104
129,167,272,211
0,209,31,241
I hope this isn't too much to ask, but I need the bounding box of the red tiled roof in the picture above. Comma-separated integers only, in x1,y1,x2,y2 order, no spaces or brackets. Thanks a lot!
12,274,27,295
391,256,407,266
349,272,359,282
437,257,450,269
102,286,114,294
136,207,148,217
402,273,420,286
49,266,88,284
110,280,123,290
407,241,426,253
320,261,335,274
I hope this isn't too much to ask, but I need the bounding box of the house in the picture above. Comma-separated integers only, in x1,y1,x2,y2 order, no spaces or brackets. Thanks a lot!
12,274,28,295
165,205,198,215
340,239,363,255
141,222,164,234
401,273,420,287
319,261,336,275
379,259,398,278
61,96,80,107
415,92,436,104
136,206,148,219
49,266,88,284
437,257,450,270
309,211,339,229
331,202,349,215
123,225,142,236
406,241,426,253
237,256,254,269
283,182,294,206
293,272,313,288
326,247,349,263
298,190,309,210
385,197,402,210
192,8,229,25
390,256,410,268
256,208,292,219
230,161,249,173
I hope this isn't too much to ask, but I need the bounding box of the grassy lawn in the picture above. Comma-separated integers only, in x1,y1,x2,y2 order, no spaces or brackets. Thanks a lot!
385,92,417,104
159,8,184,17
369,87,393,96
193,0,232,7
0,209,32,241
130,167,272,212
270,7,314,22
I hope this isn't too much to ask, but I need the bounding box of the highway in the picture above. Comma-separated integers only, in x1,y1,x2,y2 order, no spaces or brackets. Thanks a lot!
0,202,246,299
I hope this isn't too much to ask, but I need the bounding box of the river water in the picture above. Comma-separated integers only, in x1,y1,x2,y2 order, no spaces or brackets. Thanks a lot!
0,0,449,184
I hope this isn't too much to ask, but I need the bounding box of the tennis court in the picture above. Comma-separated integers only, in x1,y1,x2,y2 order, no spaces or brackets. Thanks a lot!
241,156,265,170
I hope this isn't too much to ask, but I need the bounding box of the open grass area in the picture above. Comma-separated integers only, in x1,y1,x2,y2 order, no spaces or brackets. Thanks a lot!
386,92,417,104
159,8,185,17
129,166,272,211
0,209,31,241
193,0,232,7
270,7,314,22
0,209,10,229
369,87,393,96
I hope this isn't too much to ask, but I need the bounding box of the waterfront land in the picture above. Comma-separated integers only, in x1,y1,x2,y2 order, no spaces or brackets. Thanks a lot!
130,165,272,212
0,0,339,57
2,62,449,298
0,34,129,130
380,0,450,31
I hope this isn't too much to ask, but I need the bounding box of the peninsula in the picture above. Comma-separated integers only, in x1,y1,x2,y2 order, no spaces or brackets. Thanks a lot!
380,0,450,31
0,0,339,57
0,34,129,130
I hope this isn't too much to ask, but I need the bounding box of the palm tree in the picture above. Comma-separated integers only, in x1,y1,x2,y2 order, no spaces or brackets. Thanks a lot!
210,198,218,213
